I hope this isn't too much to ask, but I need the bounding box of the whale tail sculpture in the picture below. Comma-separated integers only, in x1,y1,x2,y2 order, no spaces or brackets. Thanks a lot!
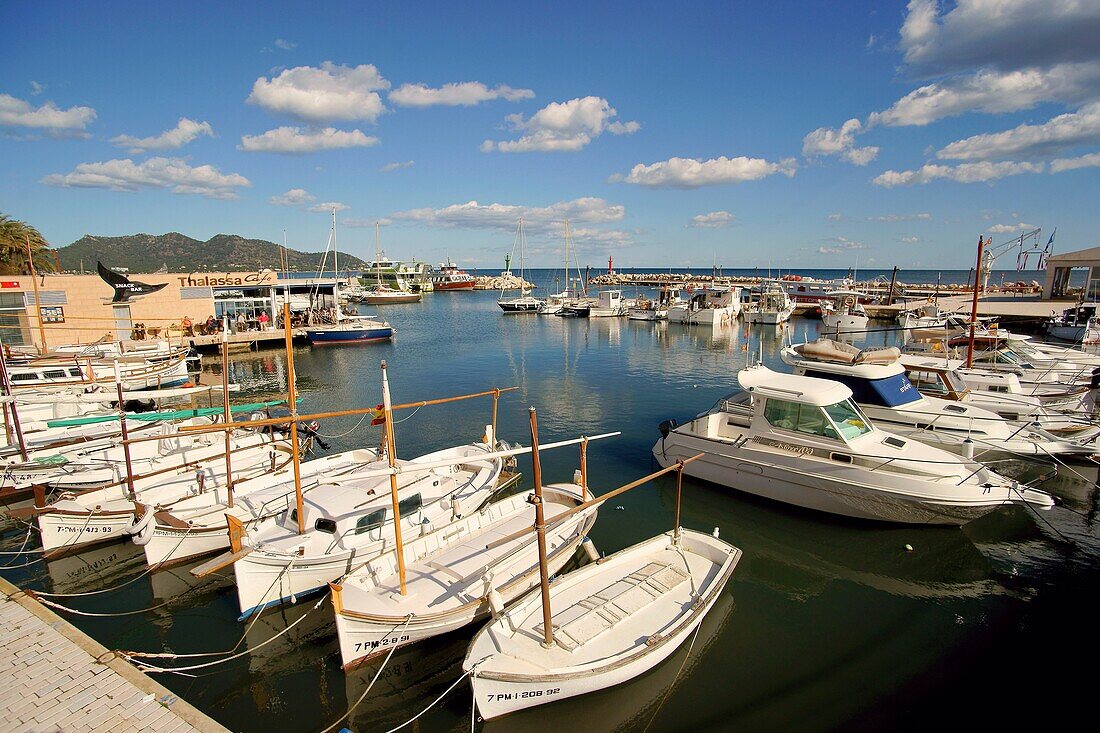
97,261,168,303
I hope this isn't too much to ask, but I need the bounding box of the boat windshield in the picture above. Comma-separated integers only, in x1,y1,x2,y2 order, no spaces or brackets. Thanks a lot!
802,370,922,407
822,400,873,440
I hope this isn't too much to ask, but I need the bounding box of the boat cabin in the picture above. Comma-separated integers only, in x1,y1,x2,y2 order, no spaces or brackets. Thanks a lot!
597,289,623,309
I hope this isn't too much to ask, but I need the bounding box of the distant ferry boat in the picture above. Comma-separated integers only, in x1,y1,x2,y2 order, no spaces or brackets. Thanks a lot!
431,259,476,291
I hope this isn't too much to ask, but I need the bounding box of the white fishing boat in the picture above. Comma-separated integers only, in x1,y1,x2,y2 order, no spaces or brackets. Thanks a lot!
627,285,681,321
465,528,740,720
743,281,793,325
820,289,869,334
331,483,597,669
667,286,741,325
782,339,1098,460
652,365,1054,524
897,302,954,331
5,352,192,391
134,447,383,567
363,223,422,304
32,429,286,554
1045,304,1097,343
586,289,627,318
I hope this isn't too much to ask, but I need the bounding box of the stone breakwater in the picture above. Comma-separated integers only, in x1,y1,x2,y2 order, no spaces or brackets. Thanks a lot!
587,273,1042,295
474,273,536,290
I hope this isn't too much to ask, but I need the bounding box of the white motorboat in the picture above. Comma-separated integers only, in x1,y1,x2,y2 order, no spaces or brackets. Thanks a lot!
1045,304,1097,343
464,528,740,720
33,429,287,554
331,483,597,669
652,365,1053,524
743,281,793,325
782,339,1098,460
5,351,192,391
667,286,741,325
820,289,869,334
228,441,509,619
900,355,1099,438
897,302,954,331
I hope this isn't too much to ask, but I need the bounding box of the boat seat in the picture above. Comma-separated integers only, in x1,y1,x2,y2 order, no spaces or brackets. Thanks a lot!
535,561,689,652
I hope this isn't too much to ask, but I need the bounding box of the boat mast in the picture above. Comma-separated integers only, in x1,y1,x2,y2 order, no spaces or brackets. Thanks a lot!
381,361,408,595
966,235,986,369
375,222,383,287
527,407,555,649
0,337,28,461
332,208,341,325
221,317,234,508
283,303,305,534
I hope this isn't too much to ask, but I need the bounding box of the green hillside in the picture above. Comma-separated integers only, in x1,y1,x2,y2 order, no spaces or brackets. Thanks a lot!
55,232,369,273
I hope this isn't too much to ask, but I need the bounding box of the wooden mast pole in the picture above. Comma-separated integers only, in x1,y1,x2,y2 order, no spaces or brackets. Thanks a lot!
673,460,684,545
381,360,408,595
26,236,47,354
528,407,555,648
0,337,28,461
579,436,589,501
221,318,234,508
966,235,985,369
283,303,305,534
114,362,136,501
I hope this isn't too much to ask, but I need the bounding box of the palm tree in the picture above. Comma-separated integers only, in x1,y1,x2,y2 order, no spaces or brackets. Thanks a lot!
0,213,58,275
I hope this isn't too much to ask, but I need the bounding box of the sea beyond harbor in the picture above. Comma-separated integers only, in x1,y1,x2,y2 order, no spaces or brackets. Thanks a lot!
1,286,1095,733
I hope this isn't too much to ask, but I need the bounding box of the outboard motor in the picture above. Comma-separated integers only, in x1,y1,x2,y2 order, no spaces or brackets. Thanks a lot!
658,418,678,438
298,420,331,451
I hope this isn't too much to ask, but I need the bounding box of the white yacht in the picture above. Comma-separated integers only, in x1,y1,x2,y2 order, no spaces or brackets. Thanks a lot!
628,285,681,321
744,281,794,325
652,365,1053,524
782,339,1098,460
667,286,741,325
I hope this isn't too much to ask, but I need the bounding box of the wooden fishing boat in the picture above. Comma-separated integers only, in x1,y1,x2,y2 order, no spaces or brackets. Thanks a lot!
331,483,598,670
465,529,741,719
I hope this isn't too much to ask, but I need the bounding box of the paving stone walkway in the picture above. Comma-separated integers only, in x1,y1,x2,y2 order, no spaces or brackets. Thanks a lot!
0,577,228,733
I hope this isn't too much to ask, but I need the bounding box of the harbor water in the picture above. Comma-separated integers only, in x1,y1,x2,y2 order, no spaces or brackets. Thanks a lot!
3,285,1096,732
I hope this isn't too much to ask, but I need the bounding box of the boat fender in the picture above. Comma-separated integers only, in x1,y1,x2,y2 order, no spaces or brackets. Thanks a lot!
487,588,505,617
712,527,720,538
658,418,678,438
129,504,155,540
581,537,599,563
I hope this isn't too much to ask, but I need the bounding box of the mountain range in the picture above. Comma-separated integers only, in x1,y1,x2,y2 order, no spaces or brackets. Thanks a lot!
55,233,369,273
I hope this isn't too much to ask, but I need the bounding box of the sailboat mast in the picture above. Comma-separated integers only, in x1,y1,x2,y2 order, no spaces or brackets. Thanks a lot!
527,407,555,649
375,222,382,286
381,361,408,595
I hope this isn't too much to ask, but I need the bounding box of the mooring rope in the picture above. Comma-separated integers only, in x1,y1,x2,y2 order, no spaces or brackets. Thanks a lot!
316,614,416,733
641,622,703,733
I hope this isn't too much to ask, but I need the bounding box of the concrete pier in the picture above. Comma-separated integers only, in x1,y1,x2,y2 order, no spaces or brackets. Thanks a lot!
0,577,228,733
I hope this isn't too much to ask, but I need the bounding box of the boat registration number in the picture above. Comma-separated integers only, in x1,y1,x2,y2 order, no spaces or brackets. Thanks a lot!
490,688,561,702
54,525,113,534
354,635,410,652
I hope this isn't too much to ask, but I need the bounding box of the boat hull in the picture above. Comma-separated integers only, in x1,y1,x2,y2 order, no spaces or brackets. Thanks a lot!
363,293,421,304
306,326,393,344
667,306,735,325
652,430,1022,525
433,281,475,291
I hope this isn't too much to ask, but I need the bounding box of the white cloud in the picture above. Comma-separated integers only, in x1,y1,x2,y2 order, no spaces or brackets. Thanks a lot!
308,201,349,213
687,211,733,229
1050,151,1100,173
987,222,1037,234
613,155,797,188
41,157,250,199
802,118,879,165
0,93,96,133
873,160,1043,187
246,62,390,123
29,81,45,96
343,218,390,228
238,126,379,153
899,0,1100,77
901,236,919,243
380,160,414,172
482,96,639,152
389,82,534,107
274,38,297,51
936,101,1100,160
868,213,932,222
110,117,214,154
389,197,630,244
270,188,316,206
826,213,843,221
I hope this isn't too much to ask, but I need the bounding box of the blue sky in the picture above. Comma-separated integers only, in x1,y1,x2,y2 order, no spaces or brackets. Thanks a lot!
2,1,1098,270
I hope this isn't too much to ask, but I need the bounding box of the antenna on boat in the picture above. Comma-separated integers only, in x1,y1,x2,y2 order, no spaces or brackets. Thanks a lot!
381,360,409,595
528,407,555,649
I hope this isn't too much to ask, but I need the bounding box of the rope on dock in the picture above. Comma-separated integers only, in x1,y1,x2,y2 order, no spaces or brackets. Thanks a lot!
317,614,416,733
